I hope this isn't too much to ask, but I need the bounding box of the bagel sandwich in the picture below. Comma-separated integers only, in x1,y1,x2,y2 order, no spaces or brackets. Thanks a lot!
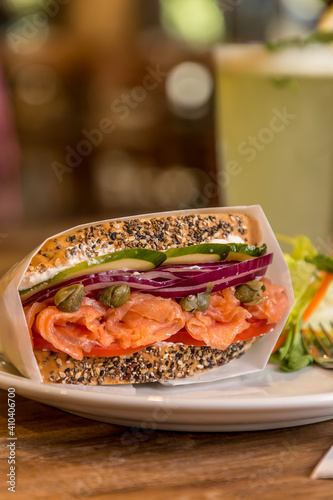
17,209,291,385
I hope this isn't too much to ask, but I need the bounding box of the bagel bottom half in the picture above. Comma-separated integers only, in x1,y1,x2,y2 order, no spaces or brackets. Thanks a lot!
34,338,257,385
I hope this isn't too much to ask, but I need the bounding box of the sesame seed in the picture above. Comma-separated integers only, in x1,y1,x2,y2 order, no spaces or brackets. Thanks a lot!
37,339,254,386
27,213,249,278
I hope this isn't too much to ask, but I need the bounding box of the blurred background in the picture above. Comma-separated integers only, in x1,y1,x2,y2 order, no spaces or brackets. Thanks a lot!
0,0,331,248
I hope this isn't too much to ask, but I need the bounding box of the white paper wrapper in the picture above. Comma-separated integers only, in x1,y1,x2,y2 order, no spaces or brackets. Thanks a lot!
311,444,333,479
0,206,294,386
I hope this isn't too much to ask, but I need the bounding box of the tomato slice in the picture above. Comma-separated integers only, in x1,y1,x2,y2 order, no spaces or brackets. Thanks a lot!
168,321,275,346
32,320,275,357
32,335,153,357
234,319,275,342
33,336,59,352
167,330,206,346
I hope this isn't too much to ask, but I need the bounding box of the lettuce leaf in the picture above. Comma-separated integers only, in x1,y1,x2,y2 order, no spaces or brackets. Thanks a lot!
275,234,317,261
270,235,320,371
305,254,333,273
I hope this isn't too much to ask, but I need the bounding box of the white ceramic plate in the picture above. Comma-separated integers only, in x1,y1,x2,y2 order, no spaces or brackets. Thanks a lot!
0,358,332,432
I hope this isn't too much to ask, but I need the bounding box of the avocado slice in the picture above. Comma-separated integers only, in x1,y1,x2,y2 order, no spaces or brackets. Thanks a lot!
20,248,166,299
226,243,267,261
161,244,230,266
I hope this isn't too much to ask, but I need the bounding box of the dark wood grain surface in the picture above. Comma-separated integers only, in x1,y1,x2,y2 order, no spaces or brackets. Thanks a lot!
0,222,332,500
0,390,332,500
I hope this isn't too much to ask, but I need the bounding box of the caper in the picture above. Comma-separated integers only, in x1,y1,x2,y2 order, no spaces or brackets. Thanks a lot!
196,291,211,311
235,280,266,305
110,285,131,308
54,284,85,312
180,294,198,313
99,285,131,308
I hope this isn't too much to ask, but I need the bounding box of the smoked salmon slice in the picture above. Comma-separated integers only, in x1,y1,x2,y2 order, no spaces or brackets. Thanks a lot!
25,280,288,360
24,301,49,341
32,297,108,359
27,293,187,359
243,279,288,324
104,293,186,349
185,288,252,350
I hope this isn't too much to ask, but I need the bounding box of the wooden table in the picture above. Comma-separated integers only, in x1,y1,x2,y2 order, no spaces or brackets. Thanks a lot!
0,390,332,500
0,221,332,500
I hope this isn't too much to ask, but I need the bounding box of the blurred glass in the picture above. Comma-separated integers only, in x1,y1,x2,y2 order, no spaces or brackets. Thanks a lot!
215,43,333,244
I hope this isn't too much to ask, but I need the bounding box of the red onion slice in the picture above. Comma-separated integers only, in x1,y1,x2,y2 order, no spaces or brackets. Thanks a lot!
148,268,269,298
22,254,273,304
161,254,272,290
22,270,182,305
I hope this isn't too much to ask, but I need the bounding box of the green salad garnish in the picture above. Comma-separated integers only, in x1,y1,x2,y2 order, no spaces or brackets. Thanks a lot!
270,234,333,371
265,31,333,51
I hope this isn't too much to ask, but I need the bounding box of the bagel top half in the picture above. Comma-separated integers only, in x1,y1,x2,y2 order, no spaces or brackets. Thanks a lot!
20,212,261,291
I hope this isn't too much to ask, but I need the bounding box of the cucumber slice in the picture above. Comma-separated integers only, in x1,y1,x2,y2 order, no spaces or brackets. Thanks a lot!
162,244,230,266
226,243,267,261
20,248,166,298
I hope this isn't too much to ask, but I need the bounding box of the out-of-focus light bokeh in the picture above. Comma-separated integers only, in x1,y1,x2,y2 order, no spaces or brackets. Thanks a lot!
160,0,225,48
0,0,329,237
